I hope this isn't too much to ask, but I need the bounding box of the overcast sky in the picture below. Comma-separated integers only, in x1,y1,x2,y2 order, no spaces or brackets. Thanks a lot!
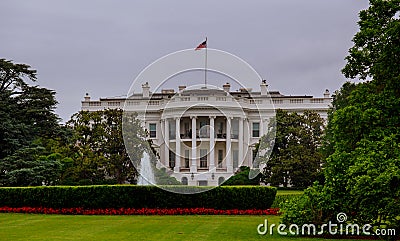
1,0,369,122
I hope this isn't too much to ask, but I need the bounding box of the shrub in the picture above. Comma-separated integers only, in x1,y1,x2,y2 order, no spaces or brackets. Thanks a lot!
271,194,302,209
0,185,276,210
222,166,261,185
280,183,334,226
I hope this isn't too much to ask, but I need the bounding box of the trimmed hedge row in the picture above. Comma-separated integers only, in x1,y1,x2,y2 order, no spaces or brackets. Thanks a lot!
0,185,276,210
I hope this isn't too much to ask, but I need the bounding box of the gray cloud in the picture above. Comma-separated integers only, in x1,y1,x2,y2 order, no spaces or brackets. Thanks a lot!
0,0,369,121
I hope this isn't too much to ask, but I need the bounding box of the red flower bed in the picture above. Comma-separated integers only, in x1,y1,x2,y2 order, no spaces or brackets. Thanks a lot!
0,206,280,216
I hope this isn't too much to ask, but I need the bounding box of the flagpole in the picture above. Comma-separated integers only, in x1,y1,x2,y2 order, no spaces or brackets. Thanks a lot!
205,37,208,88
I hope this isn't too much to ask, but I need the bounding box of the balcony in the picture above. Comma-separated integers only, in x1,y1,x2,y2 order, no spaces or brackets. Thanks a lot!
216,167,227,172
216,133,238,139
179,167,190,172
197,166,209,172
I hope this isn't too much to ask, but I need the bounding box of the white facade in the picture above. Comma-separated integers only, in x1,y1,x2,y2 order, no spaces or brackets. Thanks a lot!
81,81,331,186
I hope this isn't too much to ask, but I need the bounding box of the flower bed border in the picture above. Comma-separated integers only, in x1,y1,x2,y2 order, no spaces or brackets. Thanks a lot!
0,206,279,215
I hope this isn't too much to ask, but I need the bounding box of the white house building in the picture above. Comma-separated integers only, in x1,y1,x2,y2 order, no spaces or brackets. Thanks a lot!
81,81,331,186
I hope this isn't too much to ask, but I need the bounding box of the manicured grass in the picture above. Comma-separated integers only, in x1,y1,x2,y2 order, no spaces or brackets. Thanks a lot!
276,190,304,196
0,214,353,241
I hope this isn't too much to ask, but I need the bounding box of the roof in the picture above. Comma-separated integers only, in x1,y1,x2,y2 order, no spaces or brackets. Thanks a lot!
98,88,314,101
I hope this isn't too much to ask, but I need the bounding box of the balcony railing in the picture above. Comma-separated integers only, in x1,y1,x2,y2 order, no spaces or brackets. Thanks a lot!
178,133,238,140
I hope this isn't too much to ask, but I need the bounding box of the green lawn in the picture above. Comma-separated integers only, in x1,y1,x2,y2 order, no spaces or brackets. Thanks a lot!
0,214,354,241
276,190,304,196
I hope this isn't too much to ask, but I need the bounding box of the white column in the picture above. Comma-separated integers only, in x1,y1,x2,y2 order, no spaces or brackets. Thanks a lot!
174,117,181,172
164,119,170,168
244,118,250,166
238,117,244,167
209,116,215,170
226,117,233,173
190,116,197,173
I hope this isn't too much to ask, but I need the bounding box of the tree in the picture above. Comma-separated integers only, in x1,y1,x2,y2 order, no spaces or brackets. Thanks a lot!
282,1,400,238
64,109,146,184
0,59,38,159
261,109,324,188
325,0,400,232
0,146,64,186
0,59,36,94
0,59,63,186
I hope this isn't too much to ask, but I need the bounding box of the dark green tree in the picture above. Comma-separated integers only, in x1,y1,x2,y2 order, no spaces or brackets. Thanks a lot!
0,59,63,186
0,59,37,159
0,58,37,94
282,1,400,238
261,109,324,188
0,147,64,186
64,109,146,184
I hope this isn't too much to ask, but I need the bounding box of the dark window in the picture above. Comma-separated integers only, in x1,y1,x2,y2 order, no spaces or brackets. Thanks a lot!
169,150,175,168
181,177,188,185
199,121,209,138
149,123,156,138
218,177,225,185
233,150,239,169
218,150,223,168
198,180,208,186
184,122,190,138
252,122,260,137
184,150,190,168
200,149,207,168
169,121,175,139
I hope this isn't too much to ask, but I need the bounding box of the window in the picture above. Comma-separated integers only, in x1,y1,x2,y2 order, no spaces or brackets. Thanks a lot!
184,150,190,168
252,122,260,137
181,177,188,185
169,150,175,168
217,122,223,137
232,119,239,139
149,123,156,138
233,150,239,169
169,121,176,140
184,122,190,138
218,150,223,168
198,180,208,186
200,149,208,168
199,121,209,138
218,177,225,185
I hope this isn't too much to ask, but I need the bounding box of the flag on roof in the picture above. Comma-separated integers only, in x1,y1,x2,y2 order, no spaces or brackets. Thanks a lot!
195,39,207,50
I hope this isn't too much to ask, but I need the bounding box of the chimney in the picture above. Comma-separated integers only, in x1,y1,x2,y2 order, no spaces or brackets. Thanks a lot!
84,93,90,101
324,89,330,98
178,85,186,92
260,80,268,96
142,82,150,98
223,82,231,93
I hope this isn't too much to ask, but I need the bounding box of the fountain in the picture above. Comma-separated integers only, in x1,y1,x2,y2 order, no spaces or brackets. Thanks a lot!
137,152,155,185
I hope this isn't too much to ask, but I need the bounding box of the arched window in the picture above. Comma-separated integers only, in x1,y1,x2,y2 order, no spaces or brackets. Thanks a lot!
218,177,225,185
181,177,188,185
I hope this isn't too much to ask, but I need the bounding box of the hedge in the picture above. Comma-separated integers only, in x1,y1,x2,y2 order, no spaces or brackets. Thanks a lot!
0,185,276,210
